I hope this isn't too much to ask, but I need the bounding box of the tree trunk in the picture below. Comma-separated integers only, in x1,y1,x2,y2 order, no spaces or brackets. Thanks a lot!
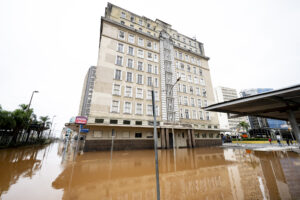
25,129,31,143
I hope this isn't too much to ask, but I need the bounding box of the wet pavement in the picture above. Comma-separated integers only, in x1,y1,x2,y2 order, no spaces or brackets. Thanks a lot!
1,141,300,199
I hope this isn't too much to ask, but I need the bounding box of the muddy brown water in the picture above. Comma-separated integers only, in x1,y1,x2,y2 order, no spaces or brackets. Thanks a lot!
0,142,300,200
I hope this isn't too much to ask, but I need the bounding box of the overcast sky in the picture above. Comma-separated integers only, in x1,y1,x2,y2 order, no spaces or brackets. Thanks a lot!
1,0,299,136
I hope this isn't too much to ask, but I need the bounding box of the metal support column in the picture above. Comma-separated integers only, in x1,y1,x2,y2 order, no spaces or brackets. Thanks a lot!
166,128,170,149
287,109,300,144
161,128,166,149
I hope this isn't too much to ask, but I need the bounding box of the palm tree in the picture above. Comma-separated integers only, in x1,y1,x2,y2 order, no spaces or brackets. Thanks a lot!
237,121,250,137
38,116,51,138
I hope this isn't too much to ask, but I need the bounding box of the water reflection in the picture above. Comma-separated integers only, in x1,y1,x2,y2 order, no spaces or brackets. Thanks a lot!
0,145,45,196
1,143,300,200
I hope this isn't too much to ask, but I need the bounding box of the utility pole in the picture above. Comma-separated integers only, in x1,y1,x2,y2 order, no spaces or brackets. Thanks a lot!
151,84,160,200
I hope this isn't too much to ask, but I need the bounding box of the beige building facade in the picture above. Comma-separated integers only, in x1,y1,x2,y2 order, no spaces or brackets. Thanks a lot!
77,3,221,151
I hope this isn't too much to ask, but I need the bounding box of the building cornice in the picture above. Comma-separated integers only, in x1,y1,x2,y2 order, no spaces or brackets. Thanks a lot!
101,17,160,41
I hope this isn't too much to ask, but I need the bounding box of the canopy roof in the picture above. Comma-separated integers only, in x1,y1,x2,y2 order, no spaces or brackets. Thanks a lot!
205,84,300,122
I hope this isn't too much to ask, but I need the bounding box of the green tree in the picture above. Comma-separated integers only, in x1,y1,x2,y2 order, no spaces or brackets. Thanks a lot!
0,106,16,132
10,104,33,144
37,116,51,138
237,121,250,133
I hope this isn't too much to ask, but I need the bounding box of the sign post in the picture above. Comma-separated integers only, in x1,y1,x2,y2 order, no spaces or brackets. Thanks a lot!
74,116,88,160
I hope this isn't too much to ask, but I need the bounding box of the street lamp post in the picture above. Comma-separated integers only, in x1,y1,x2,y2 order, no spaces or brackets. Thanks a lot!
151,84,160,200
48,115,56,138
27,91,39,110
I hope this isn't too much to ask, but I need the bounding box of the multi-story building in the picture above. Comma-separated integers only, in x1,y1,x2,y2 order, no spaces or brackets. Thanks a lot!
214,86,249,134
77,3,221,151
240,88,287,129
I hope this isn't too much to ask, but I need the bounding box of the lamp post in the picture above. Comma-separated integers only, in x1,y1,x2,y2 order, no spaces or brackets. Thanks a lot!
27,90,39,110
48,115,56,138
151,83,160,200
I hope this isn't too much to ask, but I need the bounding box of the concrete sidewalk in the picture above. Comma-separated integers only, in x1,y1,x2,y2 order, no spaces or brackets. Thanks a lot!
222,142,300,152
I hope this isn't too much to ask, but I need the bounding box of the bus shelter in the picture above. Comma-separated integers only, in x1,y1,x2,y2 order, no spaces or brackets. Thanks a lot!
204,84,300,143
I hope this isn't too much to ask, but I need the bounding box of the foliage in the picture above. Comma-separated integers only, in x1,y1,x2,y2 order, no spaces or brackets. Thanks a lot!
237,121,250,132
0,104,52,147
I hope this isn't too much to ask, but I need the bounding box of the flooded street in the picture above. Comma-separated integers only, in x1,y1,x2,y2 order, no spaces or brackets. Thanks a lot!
1,142,300,200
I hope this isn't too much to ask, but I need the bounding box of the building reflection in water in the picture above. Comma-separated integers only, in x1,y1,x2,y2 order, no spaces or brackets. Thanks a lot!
1,142,300,200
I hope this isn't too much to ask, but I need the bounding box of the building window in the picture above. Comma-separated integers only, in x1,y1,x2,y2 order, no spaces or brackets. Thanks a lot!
139,28,143,31
192,110,197,119
137,49,144,58
130,15,135,22
147,41,152,49
118,30,125,40
184,96,188,105
147,77,152,86
194,77,199,84
199,111,204,120
153,54,157,63
128,46,134,56
185,109,189,119
202,88,207,97
190,86,193,94
187,65,191,72
126,72,133,82
138,19,143,25
206,112,210,120
128,34,135,43
154,91,159,100
136,103,143,115
182,85,187,93
185,54,189,61
197,99,202,108
113,84,121,95
125,86,132,97
136,74,143,84
111,100,119,113
199,69,203,76
136,88,143,98
202,133,207,138
191,98,195,106
180,108,183,118
124,102,132,114
117,43,124,53
154,78,158,87
209,133,213,138
188,75,192,82
116,56,123,66
121,12,126,18
147,52,153,60
147,105,152,115
114,69,122,80
153,66,158,75
154,42,158,51
147,90,152,99
138,38,144,46
180,63,184,70
138,61,143,71
147,64,152,73
196,87,200,95
179,52,182,60
203,100,208,107
193,67,196,74
200,78,205,86
130,24,134,28
135,132,142,138
123,120,131,125
120,21,125,25
135,121,142,125
127,58,133,68
95,119,104,123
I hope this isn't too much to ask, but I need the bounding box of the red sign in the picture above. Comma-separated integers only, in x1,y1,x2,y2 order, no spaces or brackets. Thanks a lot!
75,116,87,125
